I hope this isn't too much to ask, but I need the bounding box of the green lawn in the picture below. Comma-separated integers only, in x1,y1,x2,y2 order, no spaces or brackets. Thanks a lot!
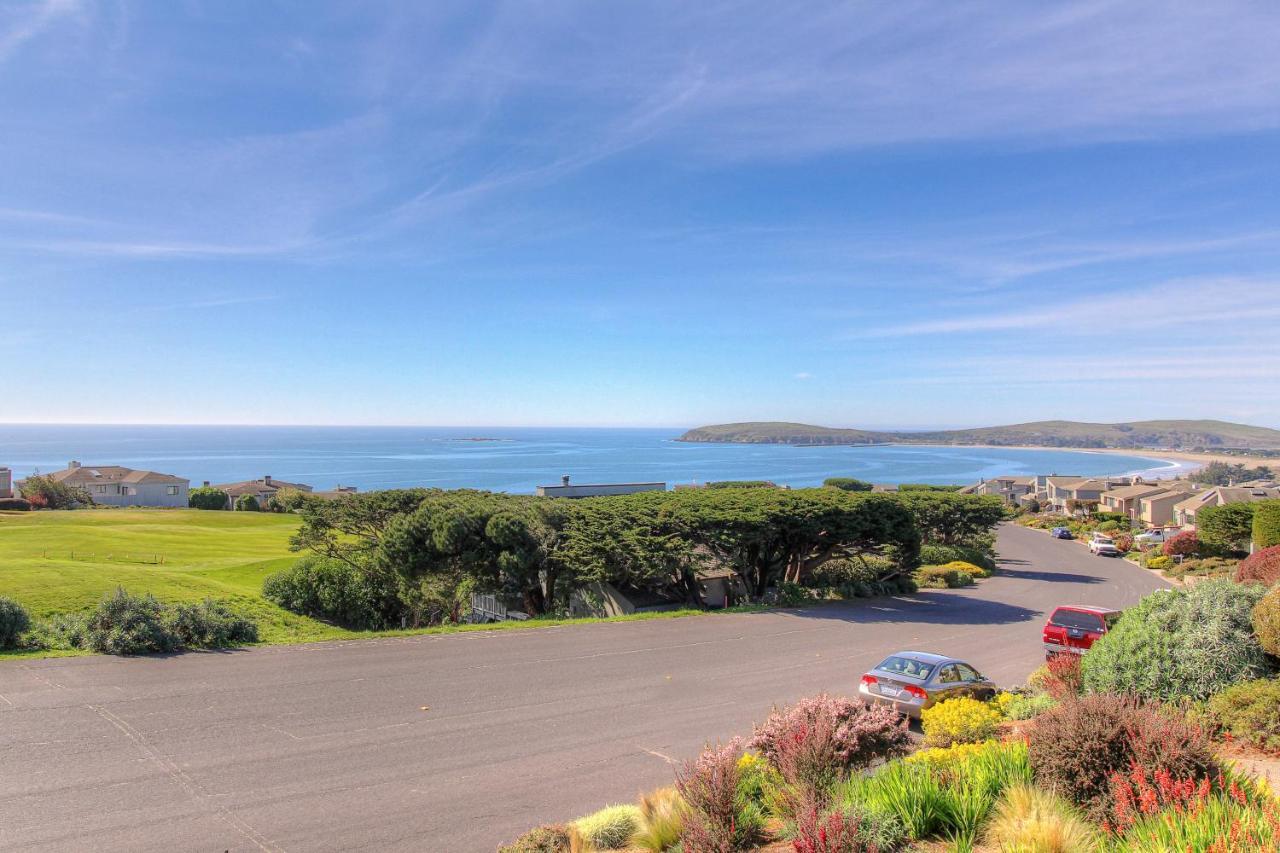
0,508,752,659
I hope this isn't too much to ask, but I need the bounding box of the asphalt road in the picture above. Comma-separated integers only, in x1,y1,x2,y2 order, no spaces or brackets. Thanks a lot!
0,524,1169,853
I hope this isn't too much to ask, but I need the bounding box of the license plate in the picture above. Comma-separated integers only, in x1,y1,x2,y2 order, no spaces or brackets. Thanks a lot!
880,686,900,698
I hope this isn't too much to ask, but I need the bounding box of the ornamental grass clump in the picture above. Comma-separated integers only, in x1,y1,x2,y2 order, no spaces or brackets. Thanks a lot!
675,739,765,852
498,824,572,853
1108,781,1280,852
630,787,685,852
982,784,1097,853
1079,580,1269,702
571,804,641,851
920,697,1002,748
790,796,904,853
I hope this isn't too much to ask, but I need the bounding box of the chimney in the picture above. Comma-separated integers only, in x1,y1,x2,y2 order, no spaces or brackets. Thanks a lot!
561,475,570,487
264,475,272,486
69,460,81,469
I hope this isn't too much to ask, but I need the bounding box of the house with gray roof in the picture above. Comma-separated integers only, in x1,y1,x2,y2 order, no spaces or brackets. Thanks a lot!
19,461,189,507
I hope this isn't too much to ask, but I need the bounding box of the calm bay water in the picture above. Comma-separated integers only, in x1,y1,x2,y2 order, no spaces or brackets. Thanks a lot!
0,425,1182,494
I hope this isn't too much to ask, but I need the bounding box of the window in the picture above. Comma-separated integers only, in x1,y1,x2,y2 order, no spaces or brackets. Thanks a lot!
937,665,961,684
875,656,935,681
955,664,982,682
1050,609,1104,631
166,486,178,496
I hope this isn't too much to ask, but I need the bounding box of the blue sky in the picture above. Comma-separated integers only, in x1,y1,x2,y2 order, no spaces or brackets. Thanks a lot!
3,1,1280,428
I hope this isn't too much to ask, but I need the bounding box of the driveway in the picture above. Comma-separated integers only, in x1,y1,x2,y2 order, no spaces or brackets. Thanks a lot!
0,524,1168,852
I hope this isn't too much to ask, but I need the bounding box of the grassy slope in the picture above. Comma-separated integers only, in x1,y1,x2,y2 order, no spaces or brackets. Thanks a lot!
0,509,738,659
679,419,1280,449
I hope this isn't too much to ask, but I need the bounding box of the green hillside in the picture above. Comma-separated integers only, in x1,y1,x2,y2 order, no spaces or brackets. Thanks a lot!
678,419,1280,450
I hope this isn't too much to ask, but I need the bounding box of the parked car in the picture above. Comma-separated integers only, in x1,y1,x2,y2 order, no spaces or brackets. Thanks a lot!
1134,528,1179,546
858,651,996,719
1042,605,1121,659
1050,527,1074,539
1089,531,1113,544
1089,538,1122,557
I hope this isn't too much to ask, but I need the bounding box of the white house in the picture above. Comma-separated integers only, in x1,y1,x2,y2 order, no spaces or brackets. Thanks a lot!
19,461,189,508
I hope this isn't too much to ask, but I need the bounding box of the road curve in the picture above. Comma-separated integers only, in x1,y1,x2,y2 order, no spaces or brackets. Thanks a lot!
0,524,1168,852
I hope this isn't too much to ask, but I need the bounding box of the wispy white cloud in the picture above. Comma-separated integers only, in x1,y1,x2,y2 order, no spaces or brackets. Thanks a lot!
794,372,813,380
0,0,79,63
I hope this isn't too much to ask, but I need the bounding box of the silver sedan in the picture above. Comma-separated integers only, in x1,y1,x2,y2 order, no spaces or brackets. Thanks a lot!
857,651,997,719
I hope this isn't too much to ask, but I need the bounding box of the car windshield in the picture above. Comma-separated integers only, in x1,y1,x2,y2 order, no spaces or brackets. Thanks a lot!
875,656,936,681
1050,609,1104,631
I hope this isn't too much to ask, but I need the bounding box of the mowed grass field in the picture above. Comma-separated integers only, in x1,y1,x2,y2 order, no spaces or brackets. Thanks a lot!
0,508,361,651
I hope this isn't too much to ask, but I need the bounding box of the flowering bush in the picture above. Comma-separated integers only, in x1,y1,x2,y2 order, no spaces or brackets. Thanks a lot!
940,559,991,579
1043,653,1083,699
913,565,974,589
1144,554,1173,571
1163,530,1201,557
920,697,1002,748
1236,544,1280,588
1027,693,1217,818
790,800,868,853
1113,533,1134,553
749,695,909,780
675,739,764,852
1110,780,1280,852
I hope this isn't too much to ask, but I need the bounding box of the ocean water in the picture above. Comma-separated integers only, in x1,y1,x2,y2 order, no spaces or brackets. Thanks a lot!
0,425,1182,494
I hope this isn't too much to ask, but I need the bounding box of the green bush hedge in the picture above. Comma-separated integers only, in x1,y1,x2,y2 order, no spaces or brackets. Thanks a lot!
168,600,259,647
0,497,31,511
263,556,403,630
1080,581,1270,701
1254,500,1280,549
0,597,31,649
913,565,974,589
1254,585,1280,658
187,486,229,510
823,477,873,492
1208,677,1280,752
918,543,995,571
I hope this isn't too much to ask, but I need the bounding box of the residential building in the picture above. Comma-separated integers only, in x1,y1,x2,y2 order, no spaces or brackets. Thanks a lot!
962,475,1039,504
18,461,188,507
1174,486,1280,528
535,475,665,498
212,475,313,509
1138,487,1200,527
0,466,11,499
1045,476,1130,514
312,485,359,500
1098,482,1171,521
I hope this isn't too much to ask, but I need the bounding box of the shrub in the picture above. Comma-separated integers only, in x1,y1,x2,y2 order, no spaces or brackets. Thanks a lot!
913,565,974,589
921,697,1001,748
1098,520,1120,532
791,797,905,853
1199,502,1256,553
749,694,910,785
1208,677,1280,753
0,497,31,511
1254,500,1280,549
630,787,685,852
1255,585,1280,657
498,824,572,853
0,597,32,648
1080,581,1269,702
1145,554,1173,571
187,486,229,510
82,588,180,655
1170,555,1238,581
1002,693,1057,721
1042,653,1083,699
1162,530,1200,557
940,559,991,579
263,556,403,630
675,739,764,852
572,804,641,850
167,599,258,648
823,478,873,492
811,557,886,587
1113,533,1134,553
918,544,996,572
1236,544,1280,588
1027,693,1217,818
235,494,261,512
17,473,92,509
841,761,950,841
983,784,1097,853
776,582,814,607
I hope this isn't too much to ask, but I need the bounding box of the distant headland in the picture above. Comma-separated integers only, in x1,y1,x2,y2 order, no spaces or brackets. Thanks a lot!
676,419,1280,451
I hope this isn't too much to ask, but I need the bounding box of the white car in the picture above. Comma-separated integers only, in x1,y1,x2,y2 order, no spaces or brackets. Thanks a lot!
1134,528,1176,546
1090,538,1122,557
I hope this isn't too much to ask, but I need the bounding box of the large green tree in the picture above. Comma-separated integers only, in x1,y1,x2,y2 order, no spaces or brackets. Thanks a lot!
892,491,1007,546
1197,502,1255,554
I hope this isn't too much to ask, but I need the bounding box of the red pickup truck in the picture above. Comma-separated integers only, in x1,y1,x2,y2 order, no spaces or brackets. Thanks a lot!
1042,605,1121,659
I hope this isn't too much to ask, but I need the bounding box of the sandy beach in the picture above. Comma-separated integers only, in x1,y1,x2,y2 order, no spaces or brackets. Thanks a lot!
960,445,1276,480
